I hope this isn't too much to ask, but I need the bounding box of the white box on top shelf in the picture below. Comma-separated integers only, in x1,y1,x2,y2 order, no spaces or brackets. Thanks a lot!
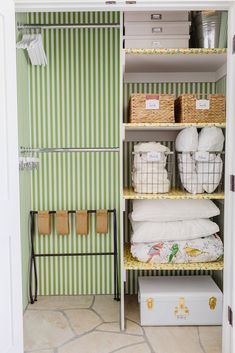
124,11,189,23
138,276,222,326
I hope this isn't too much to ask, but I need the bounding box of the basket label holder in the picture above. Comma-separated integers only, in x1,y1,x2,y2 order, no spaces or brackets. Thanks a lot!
147,151,162,162
195,151,210,162
196,99,210,110
145,94,160,110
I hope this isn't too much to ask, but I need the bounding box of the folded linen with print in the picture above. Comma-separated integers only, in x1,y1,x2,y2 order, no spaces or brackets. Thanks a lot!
130,217,219,242
131,234,223,264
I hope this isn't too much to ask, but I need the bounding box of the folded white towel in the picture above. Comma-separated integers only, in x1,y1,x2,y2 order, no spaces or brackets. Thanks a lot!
134,142,170,153
132,142,171,193
132,172,170,193
178,153,204,194
133,155,167,172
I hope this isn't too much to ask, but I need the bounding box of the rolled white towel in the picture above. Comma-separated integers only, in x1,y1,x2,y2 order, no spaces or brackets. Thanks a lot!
175,127,198,152
197,153,223,193
198,127,224,152
178,153,204,194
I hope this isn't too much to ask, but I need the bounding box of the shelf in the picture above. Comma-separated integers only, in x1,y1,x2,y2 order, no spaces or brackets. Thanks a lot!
123,188,224,200
125,48,227,74
124,244,224,271
124,122,226,131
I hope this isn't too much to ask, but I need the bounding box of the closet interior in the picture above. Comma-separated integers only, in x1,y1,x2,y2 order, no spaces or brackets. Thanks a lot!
122,11,226,330
16,6,228,351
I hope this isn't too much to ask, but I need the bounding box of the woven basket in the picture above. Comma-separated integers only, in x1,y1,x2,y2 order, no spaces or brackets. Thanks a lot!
175,94,225,123
129,94,174,123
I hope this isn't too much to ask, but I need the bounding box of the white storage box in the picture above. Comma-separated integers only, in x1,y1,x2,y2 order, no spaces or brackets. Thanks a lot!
138,276,222,326
124,11,189,22
125,35,190,49
125,22,191,36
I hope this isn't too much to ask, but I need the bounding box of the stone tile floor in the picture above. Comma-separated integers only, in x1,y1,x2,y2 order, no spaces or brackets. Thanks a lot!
24,295,222,353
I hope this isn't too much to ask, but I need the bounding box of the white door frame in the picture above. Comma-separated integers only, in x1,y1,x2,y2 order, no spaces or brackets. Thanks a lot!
11,1,235,353
14,0,231,12
0,0,23,352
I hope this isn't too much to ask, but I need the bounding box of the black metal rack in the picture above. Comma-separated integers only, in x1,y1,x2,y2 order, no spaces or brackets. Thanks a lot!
29,209,119,304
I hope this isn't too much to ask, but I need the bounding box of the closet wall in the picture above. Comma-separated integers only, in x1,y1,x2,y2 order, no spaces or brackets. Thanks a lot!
20,11,120,296
16,13,31,310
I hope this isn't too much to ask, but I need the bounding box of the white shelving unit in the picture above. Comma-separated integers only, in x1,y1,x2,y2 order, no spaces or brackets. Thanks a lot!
121,47,227,330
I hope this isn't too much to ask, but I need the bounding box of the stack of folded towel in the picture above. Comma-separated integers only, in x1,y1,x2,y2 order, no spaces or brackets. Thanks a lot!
130,199,223,264
132,142,171,193
176,127,224,194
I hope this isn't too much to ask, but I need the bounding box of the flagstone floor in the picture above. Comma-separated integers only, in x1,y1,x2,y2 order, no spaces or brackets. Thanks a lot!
24,295,222,353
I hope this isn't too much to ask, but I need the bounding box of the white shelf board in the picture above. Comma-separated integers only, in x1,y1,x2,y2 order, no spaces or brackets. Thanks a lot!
125,52,227,74
124,122,226,131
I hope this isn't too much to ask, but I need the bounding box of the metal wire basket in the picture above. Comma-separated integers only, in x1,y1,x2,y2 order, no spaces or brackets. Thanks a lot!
132,151,173,194
177,151,224,194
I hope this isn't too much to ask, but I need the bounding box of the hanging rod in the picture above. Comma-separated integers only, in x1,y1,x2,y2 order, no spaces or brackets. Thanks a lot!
17,23,120,30
20,147,120,153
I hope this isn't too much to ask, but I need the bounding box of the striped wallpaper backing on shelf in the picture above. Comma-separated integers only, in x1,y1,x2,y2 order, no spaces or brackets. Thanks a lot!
123,81,223,294
28,12,120,295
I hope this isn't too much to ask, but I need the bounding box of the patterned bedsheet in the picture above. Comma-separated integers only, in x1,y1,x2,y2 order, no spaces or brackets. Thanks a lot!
131,234,223,264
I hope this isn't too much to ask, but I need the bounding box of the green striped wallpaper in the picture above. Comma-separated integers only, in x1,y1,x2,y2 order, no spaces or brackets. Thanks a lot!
216,75,227,95
28,12,120,295
123,81,218,294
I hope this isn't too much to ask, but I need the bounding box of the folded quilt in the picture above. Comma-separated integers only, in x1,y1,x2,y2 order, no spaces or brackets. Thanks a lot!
130,217,219,242
131,234,223,264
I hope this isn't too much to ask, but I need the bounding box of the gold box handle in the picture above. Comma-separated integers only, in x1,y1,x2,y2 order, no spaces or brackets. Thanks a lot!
146,298,154,310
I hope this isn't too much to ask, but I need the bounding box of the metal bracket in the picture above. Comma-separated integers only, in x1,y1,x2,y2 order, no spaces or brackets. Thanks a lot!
230,175,235,192
228,306,233,326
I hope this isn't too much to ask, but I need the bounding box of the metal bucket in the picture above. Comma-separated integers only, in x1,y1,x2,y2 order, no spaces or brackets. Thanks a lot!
193,11,227,48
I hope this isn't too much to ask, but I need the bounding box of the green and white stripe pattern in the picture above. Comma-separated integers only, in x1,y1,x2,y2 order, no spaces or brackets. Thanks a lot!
28,11,224,295
28,12,120,295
